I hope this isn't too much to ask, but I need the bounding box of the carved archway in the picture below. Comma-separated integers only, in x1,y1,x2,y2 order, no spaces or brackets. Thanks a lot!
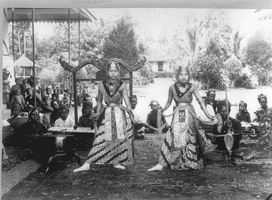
59,56,146,124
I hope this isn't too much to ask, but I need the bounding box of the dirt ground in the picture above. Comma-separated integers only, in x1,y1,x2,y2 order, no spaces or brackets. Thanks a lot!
1,134,272,200
2,78,272,199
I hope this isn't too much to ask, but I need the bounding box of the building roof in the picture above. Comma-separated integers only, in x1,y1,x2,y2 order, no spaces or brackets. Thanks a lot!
6,8,96,23
14,54,34,68
147,47,168,62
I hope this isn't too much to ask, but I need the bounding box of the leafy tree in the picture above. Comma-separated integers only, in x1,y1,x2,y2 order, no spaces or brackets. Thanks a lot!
39,68,59,87
8,22,33,61
102,16,152,84
234,73,253,89
192,39,226,90
244,36,272,85
224,54,243,87
173,17,207,62
102,17,141,74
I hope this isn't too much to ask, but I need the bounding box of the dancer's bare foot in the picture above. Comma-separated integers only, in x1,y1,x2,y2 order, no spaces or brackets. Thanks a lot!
113,164,125,170
73,163,90,172
147,164,163,171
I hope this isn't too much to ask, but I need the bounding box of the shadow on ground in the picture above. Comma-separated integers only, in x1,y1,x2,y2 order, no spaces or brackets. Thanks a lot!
2,135,272,200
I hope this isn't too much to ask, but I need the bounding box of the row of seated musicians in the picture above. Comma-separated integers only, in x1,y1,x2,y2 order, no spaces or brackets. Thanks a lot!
6,104,262,148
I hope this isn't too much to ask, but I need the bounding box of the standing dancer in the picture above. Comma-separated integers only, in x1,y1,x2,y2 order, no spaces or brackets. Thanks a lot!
148,64,214,171
74,62,134,172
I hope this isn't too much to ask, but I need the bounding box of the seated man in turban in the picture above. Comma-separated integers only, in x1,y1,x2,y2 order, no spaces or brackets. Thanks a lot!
205,100,254,163
253,94,272,123
145,100,169,134
50,100,60,127
205,89,218,114
19,107,52,161
252,94,272,149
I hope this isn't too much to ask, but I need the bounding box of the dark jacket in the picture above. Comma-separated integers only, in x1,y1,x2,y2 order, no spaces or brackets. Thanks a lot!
236,111,251,123
50,110,59,126
212,117,242,151
21,120,48,139
78,115,95,129
146,109,167,128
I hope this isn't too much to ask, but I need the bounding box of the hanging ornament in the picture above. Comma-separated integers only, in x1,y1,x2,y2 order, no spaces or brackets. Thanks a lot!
109,82,115,95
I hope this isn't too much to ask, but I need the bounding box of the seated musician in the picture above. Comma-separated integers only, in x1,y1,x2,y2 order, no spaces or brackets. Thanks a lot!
253,94,272,123
205,100,254,162
11,88,26,112
50,100,60,127
130,95,145,139
25,88,43,112
19,107,52,161
145,100,169,133
54,105,75,127
41,87,54,113
205,89,218,114
252,94,272,148
78,101,95,129
7,103,22,124
61,92,71,108
236,100,251,123
7,104,26,145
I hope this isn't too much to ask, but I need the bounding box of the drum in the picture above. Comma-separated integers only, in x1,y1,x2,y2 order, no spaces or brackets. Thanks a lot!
55,135,76,153
38,135,76,154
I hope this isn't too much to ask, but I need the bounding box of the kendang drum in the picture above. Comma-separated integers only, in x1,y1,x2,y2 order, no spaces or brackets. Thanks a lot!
38,135,81,173
55,135,77,153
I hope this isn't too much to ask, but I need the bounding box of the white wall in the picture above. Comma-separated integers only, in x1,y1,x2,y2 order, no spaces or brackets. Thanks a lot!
3,8,9,55
150,61,171,72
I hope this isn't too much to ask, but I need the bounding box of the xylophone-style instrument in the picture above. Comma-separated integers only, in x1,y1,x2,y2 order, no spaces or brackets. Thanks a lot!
49,127,94,134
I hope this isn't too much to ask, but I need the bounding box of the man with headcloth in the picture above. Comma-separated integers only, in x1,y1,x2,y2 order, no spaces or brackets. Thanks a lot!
146,100,169,133
78,101,95,129
253,94,272,123
205,100,254,162
252,94,272,149
20,107,52,161
205,89,218,114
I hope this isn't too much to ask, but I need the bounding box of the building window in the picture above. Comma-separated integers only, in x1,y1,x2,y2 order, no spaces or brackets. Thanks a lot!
25,68,32,77
158,61,163,71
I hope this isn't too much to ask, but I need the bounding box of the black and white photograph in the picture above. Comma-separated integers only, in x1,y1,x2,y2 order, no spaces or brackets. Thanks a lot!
1,1,272,199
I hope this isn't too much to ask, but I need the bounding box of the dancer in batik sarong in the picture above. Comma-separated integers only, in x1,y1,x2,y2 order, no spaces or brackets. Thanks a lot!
74,62,134,172
148,65,214,171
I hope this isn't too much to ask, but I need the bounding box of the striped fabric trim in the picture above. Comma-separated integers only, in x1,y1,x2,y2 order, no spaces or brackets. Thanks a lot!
105,148,128,164
118,157,128,164
87,138,127,163
92,140,105,148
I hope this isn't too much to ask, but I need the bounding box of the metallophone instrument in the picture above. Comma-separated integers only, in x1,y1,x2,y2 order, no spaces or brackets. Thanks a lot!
48,127,94,134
